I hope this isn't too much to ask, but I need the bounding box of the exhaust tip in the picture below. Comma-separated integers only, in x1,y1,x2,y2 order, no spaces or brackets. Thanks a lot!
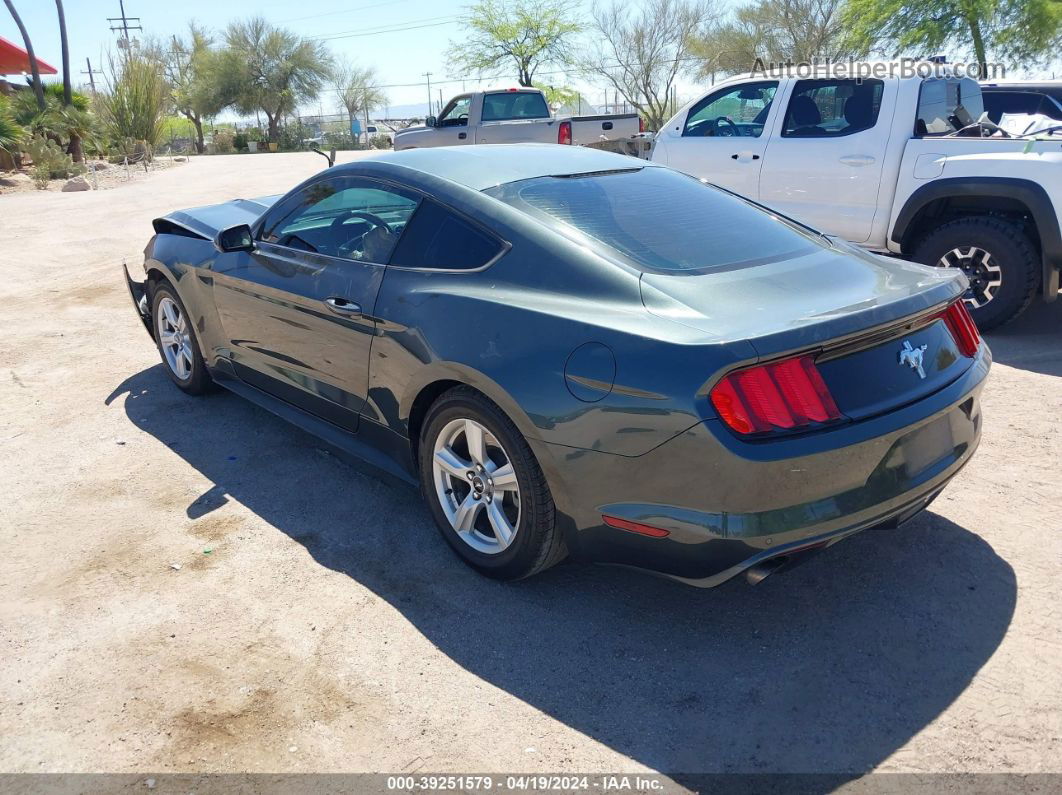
746,555,790,585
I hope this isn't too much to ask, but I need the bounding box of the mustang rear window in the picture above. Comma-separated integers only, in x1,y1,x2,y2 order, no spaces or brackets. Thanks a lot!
485,167,825,273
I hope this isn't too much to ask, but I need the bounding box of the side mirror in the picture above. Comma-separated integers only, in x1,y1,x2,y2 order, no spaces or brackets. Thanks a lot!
424,115,437,128
215,223,254,253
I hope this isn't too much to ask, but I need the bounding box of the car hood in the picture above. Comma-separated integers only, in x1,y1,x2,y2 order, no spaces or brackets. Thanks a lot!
639,241,967,358
154,194,281,239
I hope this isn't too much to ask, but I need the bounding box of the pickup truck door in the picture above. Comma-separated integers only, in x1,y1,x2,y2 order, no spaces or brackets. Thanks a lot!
473,90,555,144
757,78,894,243
433,94,474,145
653,81,780,199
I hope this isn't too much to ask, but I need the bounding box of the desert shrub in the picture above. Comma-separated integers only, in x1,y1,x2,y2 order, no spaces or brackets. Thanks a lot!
0,95,24,154
26,134,83,186
233,132,248,152
369,133,392,149
98,53,168,155
213,129,235,153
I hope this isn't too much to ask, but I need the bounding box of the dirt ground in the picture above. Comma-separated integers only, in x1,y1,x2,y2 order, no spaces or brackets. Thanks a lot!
0,152,1060,778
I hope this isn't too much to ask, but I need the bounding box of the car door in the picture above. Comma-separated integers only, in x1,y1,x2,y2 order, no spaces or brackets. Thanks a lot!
474,90,553,144
210,176,418,432
433,94,474,145
654,81,779,199
757,78,893,243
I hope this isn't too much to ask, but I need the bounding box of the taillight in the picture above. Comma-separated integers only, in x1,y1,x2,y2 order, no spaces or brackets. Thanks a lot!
710,354,843,435
558,120,572,145
939,300,981,357
638,116,645,133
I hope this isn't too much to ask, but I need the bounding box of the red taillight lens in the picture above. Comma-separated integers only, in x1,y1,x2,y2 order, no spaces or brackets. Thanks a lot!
602,515,670,538
939,300,981,357
639,116,645,133
558,120,572,145
710,354,843,435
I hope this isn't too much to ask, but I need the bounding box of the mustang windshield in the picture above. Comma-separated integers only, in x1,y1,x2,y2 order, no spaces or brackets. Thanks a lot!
484,166,826,273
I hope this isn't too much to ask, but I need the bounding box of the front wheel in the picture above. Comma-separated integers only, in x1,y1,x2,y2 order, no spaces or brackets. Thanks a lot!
151,281,214,395
913,216,1039,331
418,387,565,581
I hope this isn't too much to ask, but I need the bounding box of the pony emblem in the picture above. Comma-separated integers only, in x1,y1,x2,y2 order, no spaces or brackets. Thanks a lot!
898,340,928,379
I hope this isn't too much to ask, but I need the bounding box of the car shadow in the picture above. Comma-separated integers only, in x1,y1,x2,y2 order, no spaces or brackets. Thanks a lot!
983,300,1062,377
108,366,1016,776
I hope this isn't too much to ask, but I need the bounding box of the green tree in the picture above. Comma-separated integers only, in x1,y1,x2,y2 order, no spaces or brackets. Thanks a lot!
53,0,85,162
0,95,25,154
690,0,852,81
841,0,1062,76
216,17,333,143
448,0,582,87
98,52,170,156
582,0,712,130
333,59,387,145
164,23,226,154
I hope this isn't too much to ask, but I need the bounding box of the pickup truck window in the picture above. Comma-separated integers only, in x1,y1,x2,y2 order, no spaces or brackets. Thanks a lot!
439,95,472,127
915,77,984,135
486,167,824,273
683,82,777,137
389,199,503,270
781,79,884,138
481,92,550,122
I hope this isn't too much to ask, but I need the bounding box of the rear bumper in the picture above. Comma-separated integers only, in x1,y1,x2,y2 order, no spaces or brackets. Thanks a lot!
124,265,153,339
534,346,990,587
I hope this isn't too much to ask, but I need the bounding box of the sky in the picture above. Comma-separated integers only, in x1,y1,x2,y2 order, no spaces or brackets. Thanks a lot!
0,0,652,119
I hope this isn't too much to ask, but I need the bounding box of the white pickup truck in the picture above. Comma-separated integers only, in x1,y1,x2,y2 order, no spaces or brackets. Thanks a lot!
394,87,641,151
651,67,1062,329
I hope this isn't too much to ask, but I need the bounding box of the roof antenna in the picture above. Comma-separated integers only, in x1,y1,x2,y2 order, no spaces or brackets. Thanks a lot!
312,147,335,168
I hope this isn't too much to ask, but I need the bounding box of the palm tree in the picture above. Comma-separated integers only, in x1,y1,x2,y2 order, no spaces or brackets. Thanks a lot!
53,0,81,161
3,0,46,111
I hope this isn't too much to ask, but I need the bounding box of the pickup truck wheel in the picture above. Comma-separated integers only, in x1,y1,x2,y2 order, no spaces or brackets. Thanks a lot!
913,216,1038,331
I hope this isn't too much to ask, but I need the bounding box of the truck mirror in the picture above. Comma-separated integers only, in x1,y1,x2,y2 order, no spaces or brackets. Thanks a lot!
425,115,437,128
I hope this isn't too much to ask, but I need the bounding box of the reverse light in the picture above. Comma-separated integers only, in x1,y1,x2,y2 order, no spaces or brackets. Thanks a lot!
710,354,843,435
558,120,572,145
602,515,670,538
939,300,981,357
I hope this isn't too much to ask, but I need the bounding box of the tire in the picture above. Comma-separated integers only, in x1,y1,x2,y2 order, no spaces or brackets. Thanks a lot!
912,215,1039,331
150,280,214,395
418,386,565,581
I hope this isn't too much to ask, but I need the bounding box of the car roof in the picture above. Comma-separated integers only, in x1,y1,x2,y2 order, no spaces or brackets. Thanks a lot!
338,144,659,192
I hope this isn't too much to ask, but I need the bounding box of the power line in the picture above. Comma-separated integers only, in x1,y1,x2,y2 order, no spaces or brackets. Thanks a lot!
311,18,462,43
280,0,414,25
107,0,141,41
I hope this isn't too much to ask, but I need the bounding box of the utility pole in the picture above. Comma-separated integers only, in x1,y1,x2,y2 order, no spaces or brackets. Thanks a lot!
108,0,141,43
423,72,432,116
81,57,100,94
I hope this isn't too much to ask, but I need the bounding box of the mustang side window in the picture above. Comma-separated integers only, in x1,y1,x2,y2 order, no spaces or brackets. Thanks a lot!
682,82,777,137
389,199,503,270
263,178,418,264
782,79,884,137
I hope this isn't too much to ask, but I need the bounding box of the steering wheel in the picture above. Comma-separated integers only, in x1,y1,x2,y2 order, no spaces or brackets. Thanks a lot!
330,210,393,257
714,116,739,137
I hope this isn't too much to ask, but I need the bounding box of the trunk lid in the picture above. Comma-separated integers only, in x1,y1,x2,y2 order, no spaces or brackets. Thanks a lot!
640,242,974,419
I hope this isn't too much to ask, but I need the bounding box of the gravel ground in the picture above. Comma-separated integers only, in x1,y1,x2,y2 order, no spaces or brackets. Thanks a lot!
0,152,1060,778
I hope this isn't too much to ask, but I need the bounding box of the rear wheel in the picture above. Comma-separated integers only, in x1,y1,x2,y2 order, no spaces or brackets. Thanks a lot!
418,387,565,580
151,281,213,395
913,215,1039,331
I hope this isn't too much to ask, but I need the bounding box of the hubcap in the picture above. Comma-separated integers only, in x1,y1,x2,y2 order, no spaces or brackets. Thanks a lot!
937,246,1002,309
156,296,194,380
432,418,521,555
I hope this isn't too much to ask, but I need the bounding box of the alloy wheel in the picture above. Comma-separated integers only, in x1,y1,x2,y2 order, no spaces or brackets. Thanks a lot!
431,417,521,554
156,296,194,380
937,246,1002,309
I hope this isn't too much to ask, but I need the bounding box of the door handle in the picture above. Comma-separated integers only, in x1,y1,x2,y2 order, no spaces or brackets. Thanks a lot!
840,154,875,166
458,132,467,139
324,296,362,315
730,153,761,160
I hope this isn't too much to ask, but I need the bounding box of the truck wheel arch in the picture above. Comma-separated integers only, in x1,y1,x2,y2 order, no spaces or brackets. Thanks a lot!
891,177,1062,300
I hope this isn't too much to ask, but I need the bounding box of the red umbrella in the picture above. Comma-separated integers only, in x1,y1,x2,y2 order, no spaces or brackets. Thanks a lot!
0,35,58,76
